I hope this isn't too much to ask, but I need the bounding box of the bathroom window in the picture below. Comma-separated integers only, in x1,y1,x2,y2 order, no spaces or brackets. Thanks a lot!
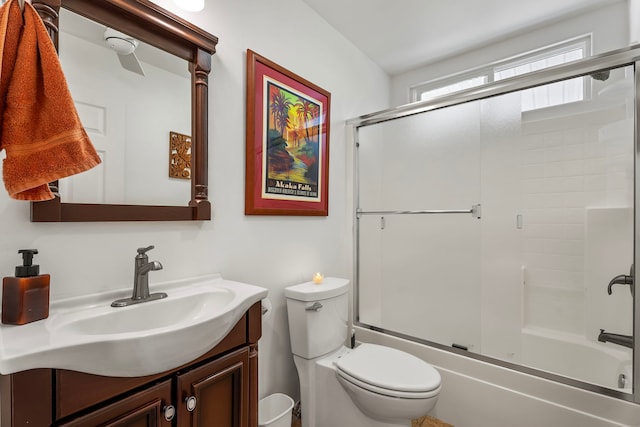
493,40,588,111
417,75,488,102
411,36,590,111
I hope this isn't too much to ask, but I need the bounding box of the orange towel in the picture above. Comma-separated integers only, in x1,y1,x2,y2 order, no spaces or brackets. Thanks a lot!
0,0,101,200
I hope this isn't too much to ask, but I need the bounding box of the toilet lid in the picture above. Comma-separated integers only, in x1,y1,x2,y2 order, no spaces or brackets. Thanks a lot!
335,343,441,394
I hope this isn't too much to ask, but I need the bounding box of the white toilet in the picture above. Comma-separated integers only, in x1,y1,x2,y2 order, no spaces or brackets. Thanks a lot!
285,277,441,427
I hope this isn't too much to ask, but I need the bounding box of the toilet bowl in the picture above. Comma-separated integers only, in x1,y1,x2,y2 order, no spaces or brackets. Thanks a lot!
285,278,441,427
336,343,441,423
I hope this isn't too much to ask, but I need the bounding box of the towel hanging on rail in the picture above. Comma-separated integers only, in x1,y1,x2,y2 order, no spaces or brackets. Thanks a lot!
0,0,101,200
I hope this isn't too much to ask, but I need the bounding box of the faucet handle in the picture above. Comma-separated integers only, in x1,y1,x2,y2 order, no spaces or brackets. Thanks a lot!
137,245,155,255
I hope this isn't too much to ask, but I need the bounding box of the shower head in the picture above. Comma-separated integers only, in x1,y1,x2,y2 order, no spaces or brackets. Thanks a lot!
590,70,610,81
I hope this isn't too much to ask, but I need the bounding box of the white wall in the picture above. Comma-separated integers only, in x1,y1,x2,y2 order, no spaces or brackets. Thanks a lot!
0,0,389,403
390,1,629,107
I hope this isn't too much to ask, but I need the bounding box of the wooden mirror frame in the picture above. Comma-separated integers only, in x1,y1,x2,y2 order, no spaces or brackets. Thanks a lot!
30,0,218,221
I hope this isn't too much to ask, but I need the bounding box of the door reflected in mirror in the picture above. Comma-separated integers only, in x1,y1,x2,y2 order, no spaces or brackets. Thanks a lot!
58,9,191,206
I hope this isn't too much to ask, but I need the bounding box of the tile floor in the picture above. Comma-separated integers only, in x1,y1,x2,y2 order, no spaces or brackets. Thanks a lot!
290,414,453,427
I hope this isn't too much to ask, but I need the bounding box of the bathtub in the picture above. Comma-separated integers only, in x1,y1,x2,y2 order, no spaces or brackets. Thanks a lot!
521,327,632,393
356,326,640,427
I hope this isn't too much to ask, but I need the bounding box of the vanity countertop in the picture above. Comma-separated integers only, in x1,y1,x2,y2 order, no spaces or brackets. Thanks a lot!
0,274,267,377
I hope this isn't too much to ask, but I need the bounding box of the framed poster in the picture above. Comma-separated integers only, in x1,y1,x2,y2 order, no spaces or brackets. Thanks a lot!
245,49,331,216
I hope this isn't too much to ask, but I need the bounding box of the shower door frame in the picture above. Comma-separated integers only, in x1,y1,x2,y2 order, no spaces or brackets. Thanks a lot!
349,44,640,404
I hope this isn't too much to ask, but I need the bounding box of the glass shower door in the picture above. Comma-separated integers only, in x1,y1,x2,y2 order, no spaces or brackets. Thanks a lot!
357,100,483,351
355,62,635,397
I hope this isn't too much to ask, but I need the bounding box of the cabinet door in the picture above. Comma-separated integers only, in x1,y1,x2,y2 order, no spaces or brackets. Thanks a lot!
177,347,250,427
59,380,173,427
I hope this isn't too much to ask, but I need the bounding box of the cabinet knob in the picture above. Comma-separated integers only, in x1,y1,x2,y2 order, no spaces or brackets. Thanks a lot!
163,405,176,422
185,395,197,412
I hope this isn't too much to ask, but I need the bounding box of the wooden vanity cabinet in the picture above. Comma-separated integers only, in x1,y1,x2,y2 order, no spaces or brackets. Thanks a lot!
0,302,262,427
57,379,173,427
176,347,249,427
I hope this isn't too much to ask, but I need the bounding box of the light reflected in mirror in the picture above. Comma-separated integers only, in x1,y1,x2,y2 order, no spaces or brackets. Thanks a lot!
58,9,191,206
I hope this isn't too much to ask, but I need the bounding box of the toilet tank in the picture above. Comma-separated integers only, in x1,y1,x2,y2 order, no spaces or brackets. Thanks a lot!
284,277,350,359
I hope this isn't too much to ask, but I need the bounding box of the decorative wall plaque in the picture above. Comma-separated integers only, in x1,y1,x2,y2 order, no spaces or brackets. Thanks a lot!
169,131,191,180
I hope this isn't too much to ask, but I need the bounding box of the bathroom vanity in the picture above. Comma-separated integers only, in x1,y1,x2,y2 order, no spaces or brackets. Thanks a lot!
0,301,262,426
0,273,268,427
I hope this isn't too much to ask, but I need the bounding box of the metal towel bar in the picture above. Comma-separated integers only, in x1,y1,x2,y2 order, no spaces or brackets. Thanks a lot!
357,204,481,219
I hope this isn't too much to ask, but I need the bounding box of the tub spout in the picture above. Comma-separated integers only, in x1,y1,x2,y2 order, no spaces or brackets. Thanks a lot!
598,329,633,349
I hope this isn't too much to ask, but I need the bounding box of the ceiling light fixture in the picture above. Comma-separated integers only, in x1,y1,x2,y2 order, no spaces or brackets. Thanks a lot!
173,0,204,12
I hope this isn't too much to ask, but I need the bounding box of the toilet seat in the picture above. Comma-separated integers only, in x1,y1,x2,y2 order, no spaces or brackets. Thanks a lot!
335,343,441,399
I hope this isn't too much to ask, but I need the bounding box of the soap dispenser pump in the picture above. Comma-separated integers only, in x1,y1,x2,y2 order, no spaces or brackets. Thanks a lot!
2,249,50,325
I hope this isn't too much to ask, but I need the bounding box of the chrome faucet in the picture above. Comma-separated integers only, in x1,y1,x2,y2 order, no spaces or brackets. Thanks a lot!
111,246,167,307
598,329,633,349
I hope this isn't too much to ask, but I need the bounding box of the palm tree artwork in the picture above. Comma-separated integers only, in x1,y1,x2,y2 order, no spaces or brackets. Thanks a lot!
265,80,321,200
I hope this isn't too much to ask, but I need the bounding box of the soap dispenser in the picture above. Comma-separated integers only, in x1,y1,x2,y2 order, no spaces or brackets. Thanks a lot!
2,249,50,325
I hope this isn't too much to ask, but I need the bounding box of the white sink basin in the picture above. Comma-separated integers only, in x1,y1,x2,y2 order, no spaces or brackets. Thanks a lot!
0,274,267,377
59,288,235,336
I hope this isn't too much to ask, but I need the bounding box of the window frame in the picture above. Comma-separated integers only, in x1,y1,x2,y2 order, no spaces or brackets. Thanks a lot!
410,35,592,110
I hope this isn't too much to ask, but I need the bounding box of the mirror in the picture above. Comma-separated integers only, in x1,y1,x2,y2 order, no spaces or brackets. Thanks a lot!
58,9,191,206
30,0,218,221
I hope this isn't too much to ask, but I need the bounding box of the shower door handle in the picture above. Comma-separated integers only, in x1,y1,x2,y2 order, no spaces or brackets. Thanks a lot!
306,302,323,312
